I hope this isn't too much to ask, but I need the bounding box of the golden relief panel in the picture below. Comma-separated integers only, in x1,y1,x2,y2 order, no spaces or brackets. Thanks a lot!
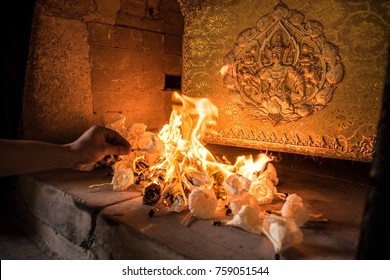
180,0,390,162
221,1,344,125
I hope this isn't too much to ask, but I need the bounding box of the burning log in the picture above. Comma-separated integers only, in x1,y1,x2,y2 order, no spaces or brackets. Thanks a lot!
142,183,161,206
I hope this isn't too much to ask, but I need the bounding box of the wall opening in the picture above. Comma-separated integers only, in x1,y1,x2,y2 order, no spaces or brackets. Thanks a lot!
164,75,182,91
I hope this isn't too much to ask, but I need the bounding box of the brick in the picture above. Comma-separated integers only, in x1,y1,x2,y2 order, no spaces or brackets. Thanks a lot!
160,0,181,12
93,89,167,129
141,16,165,32
159,8,182,24
142,31,164,71
88,23,116,47
116,12,165,32
93,71,164,98
90,46,144,71
164,34,182,55
164,90,174,120
142,52,164,72
91,69,124,91
142,30,164,51
88,23,143,51
94,88,164,108
140,71,165,90
95,0,121,21
124,0,146,5
163,53,182,74
92,68,155,92
164,22,184,35
127,107,167,131
93,90,135,113
121,0,146,17
116,27,143,50
94,86,164,112
116,12,143,29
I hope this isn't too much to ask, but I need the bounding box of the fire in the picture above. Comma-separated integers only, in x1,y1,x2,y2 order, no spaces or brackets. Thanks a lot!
104,91,281,211
94,91,312,257
154,92,220,183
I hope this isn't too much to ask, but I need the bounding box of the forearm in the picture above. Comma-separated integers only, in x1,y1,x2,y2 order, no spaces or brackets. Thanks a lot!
0,126,130,177
0,139,76,177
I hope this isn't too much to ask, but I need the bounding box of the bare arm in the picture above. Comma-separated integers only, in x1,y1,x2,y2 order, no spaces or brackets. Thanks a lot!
0,125,131,177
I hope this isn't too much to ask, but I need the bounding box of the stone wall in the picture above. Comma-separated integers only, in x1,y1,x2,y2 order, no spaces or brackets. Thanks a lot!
22,0,183,143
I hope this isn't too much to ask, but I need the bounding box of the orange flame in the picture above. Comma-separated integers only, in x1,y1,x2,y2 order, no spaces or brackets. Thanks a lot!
153,91,274,204
156,92,221,181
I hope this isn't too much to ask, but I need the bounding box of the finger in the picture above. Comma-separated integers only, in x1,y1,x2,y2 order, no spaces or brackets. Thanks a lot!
104,143,131,156
102,127,131,148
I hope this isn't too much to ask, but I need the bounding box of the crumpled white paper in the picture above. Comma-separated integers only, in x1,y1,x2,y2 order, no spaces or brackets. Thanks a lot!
188,187,218,219
227,205,262,235
262,214,303,255
223,173,251,197
111,160,134,191
281,193,309,226
229,192,259,215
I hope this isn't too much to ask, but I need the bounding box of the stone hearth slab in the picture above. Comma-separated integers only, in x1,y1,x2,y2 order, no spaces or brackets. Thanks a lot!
11,162,368,259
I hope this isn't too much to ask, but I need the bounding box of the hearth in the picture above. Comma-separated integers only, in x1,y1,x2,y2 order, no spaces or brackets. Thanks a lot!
1,0,389,260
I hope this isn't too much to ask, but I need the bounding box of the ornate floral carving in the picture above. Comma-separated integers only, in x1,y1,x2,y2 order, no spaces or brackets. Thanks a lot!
204,125,376,162
221,1,344,125
341,12,388,59
220,103,243,124
189,38,210,58
206,14,229,34
177,0,211,23
329,108,356,131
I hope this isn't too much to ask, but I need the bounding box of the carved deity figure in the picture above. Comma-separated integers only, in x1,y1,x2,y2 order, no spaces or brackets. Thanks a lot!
256,31,305,115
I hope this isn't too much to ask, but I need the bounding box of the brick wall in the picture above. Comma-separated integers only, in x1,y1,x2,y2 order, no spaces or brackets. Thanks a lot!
22,0,183,143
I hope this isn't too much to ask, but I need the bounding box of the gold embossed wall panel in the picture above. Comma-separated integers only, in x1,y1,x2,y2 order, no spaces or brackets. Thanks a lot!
181,0,390,162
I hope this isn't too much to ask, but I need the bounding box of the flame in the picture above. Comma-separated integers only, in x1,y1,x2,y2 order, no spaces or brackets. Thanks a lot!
151,91,274,205
101,91,277,213
155,91,221,181
234,153,273,180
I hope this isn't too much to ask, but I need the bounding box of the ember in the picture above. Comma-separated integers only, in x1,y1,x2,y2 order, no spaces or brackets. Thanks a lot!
91,91,312,256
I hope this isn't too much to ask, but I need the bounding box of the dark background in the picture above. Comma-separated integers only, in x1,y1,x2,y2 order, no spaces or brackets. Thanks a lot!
1,1,36,211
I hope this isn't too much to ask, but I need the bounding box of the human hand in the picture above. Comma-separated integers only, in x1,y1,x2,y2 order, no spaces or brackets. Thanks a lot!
67,125,131,170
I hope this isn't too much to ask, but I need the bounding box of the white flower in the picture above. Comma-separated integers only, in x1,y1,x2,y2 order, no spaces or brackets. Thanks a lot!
281,194,309,226
260,163,279,185
249,176,277,205
188,188,218,219
184,169,212,189
130,123,147,136
223,174,251,197
262,214,303,254
168,195,187,213
106,114,129,139
227,205,262,235
112,159,132,171
112,168,134,191
230,192,259,215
